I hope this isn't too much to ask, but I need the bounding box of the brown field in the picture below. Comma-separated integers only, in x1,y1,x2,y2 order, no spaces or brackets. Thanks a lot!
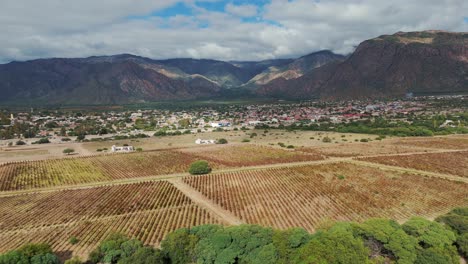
0,181,224,258
0,150,226,191
183,163,468,232
300,141,430,157
178,144,324,166
393,136,468,150
359,151,468,177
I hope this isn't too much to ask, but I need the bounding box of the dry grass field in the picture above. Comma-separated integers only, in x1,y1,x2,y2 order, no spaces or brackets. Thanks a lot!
183,163,468,232
178,144,325,166
0,181,224,258
359,151,468,177
392,136,468,150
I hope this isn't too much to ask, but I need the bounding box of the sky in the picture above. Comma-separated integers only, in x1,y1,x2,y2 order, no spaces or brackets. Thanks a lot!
0,0,467,63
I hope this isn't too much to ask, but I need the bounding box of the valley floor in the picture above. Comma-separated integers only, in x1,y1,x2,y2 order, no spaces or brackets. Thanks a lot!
0,132,467,260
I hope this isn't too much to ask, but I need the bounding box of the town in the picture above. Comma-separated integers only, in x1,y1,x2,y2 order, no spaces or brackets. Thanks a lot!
1,95,467,146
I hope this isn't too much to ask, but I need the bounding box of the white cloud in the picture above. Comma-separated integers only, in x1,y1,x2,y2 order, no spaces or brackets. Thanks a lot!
225,3,258,17
0,0,466,63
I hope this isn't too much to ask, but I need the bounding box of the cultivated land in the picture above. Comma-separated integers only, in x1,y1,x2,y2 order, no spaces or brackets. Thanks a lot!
0,132,467,259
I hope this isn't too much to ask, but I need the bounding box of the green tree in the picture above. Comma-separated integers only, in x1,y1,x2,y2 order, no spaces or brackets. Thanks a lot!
293,223,370,264
188,161,211,175
216,138,228,144
63,148,74,155
357,219,418,264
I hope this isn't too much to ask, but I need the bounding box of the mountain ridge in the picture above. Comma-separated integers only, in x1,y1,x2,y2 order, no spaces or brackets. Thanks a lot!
0,30,466,105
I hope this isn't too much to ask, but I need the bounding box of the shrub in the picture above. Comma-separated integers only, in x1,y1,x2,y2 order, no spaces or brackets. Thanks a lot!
61,137,71,142
278,142,286,147
69,236,79,245
241,139,250,143
64,256,82,264
33,138,50,144
136,148,143,152
360,138,369,142
63,148,74,155
216,138,228,144
188,161,212,175
16,140,26,146
287,145,295,149
322,136,332,143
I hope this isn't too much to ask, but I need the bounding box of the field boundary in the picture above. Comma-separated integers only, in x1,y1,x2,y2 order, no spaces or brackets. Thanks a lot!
169,178,244,225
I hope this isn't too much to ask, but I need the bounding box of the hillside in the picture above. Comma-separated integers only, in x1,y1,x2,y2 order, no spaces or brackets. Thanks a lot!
0,31,466,105
249,50,345,85
259,31,468,99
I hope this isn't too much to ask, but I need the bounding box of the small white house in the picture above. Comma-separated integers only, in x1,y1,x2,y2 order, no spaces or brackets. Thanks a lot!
195,139,216,145
111,145,135,153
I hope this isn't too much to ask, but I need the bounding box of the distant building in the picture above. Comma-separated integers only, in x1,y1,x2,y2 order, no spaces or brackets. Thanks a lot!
195,139,216,144
111,145,135,153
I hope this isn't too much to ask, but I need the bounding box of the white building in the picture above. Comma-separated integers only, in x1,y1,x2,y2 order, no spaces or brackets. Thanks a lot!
111,145,135,153
195,139,216,144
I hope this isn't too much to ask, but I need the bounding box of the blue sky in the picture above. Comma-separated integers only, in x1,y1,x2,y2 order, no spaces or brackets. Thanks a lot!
0,0,467,63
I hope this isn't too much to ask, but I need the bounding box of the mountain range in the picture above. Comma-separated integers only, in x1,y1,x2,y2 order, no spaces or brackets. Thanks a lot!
0,30,466,105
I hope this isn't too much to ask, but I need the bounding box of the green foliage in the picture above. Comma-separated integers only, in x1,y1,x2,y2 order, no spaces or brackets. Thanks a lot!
188,160,211,175
88,233,163,264
457,233,468,257
402,217,459,264
68,236,79,245
32,138,50,144
64,257,82,264
322,136,332,143
16,140,26,145
0,243,59,264
436,207,468,234
216,138,228,144
293,223,370,264
63,148,74,155
357,219,418,264
161,228,199,264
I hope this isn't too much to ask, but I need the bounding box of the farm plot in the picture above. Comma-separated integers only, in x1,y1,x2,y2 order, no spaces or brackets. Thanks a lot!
0,150,225,191
359,151,468,177
393,136,468,150
300,142,430,157
184,163,468,232
178,144,325,167
0,181,223,257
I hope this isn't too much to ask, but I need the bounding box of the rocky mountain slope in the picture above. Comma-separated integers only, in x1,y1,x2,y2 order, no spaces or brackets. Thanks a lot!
0,30,466,105
259,31,468,99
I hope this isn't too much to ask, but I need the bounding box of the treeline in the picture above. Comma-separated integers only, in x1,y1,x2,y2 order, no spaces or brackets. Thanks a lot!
0,208,467,264
255,114,468,137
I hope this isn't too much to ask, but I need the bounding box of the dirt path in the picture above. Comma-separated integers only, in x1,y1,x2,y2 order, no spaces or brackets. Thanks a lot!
169,178,244,225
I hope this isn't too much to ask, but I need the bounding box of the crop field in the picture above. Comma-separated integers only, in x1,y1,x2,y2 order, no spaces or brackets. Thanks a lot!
393,136,468,150
300,142,429,157
178,144,325,167
0,150,226,191
359,151,468,177
183,163,468,232
0,181,224,257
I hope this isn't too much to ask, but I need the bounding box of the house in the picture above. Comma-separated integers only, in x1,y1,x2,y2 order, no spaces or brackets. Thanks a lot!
195,139,216,144
111,145,135,153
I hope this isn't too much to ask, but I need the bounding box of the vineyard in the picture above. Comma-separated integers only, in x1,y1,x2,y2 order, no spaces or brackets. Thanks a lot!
0,181,224,257
393,136,468,150
0,150,226,191
183,163,468,232
300,142,428,157
178,144,325,167
359,151,468,177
